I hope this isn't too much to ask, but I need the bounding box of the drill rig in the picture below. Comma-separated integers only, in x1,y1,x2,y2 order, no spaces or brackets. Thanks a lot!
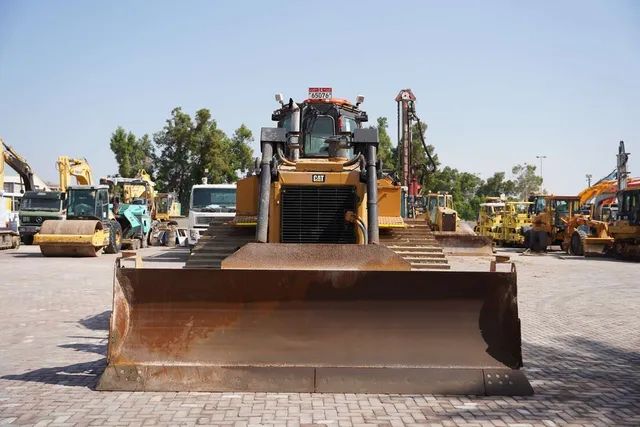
396,90,493,255
98,88,532,396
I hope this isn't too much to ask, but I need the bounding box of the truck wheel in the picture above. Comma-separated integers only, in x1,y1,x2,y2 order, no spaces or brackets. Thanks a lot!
569,230,587,256
104,221,122,254
22,235,34,245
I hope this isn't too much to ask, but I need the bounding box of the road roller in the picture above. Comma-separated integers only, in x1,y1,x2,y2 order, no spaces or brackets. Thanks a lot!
34,184,122,257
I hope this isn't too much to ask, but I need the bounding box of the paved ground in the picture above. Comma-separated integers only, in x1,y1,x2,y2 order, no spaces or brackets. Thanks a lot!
0,244,638,427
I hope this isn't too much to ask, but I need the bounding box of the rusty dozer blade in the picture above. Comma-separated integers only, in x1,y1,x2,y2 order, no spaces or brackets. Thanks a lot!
97,248,533,396
434,231,495,256
36,219,104,257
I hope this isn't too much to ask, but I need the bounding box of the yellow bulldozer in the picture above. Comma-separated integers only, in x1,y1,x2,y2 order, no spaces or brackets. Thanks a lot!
423,191,494,255
97,89,533,396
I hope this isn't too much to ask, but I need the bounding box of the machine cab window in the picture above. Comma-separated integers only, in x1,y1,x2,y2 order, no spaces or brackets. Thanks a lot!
68,190,96,217
304,115,335,157
98,189,109,219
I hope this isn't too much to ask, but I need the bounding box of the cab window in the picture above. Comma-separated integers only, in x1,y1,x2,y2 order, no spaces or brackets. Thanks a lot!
340,117,358,132
304,115,335,156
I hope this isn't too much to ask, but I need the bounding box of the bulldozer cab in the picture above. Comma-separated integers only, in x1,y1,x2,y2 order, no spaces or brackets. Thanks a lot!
426,192,452,220
66,185,110,222
272,94,367,160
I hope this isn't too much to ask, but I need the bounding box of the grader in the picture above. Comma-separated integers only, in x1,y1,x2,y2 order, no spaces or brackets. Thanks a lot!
97,89,533,396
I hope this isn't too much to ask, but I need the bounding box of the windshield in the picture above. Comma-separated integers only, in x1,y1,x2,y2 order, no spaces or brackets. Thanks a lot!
530,197,546,214
157,197,169,213
67,189,96,216
428,197,438,211
191,188,236,210
304,115,334,156
21,196,62,211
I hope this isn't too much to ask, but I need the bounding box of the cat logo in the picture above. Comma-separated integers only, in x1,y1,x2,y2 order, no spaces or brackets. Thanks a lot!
312,174,326,183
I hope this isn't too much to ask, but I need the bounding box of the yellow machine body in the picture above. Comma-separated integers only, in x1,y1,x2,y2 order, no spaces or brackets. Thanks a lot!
501,201,532,247
475,199,505,243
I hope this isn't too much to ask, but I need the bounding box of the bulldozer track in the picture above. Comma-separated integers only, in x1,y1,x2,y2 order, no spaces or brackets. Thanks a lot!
185,218,450,270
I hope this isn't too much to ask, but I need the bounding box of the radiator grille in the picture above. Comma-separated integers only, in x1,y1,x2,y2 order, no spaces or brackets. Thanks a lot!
280,185,357,244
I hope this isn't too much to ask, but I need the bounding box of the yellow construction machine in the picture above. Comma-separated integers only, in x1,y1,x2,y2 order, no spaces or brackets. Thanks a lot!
34,184,122,256
600,141,640,260
500,201,533,247
154,191,182,221
524,194,581,252
1,138,37,250
475,197,505,244
424,191,494,255
56,156,93,190
97,88,533,396
557,143,639,257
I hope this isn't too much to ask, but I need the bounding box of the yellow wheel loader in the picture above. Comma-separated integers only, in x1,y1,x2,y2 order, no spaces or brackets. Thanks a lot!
97,89,533,396
34,185,122,257
424,191,494,255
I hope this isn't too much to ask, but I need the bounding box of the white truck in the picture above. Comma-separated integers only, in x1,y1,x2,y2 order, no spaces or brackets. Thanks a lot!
187,182,237,247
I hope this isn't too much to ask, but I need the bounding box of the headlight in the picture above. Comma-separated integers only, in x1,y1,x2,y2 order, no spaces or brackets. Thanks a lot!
190,230,198,239
21,216,30,222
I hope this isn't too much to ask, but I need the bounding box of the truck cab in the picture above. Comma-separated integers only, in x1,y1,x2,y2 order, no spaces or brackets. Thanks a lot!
188,183,237,247
18,190,66,244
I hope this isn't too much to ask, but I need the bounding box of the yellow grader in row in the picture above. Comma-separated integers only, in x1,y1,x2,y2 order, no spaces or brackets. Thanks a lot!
97,89,533,396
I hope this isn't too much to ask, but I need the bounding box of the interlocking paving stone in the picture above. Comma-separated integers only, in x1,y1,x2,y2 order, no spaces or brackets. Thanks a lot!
0,247,638,426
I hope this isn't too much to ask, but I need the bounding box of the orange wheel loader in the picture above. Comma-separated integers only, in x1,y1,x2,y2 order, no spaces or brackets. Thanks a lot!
97,89,533,396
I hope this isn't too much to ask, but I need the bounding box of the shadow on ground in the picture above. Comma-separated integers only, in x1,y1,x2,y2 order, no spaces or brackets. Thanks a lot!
1,334,638,424
76,310,111,330
8,252,45,258
141,247,189,263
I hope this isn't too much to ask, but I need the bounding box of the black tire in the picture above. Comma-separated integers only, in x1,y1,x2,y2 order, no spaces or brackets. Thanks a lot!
531,230,548,252
104,221,122,254
22,235,34,245
569,229,587,256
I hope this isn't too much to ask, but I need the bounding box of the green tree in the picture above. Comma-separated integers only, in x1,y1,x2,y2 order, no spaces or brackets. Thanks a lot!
109,127,155,177
512,163,543,200
190,108,234,185
229,124,255,178
133,134,155,175
153,107,195,211
370,117,396,173
109,127,135,177
476,172,517,199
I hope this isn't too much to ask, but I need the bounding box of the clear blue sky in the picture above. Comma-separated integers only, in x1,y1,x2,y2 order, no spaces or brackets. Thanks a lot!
1,0,638,195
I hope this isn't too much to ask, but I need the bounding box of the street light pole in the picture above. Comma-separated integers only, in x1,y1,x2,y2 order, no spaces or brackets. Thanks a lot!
536,155,547,187
586,174,592,187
